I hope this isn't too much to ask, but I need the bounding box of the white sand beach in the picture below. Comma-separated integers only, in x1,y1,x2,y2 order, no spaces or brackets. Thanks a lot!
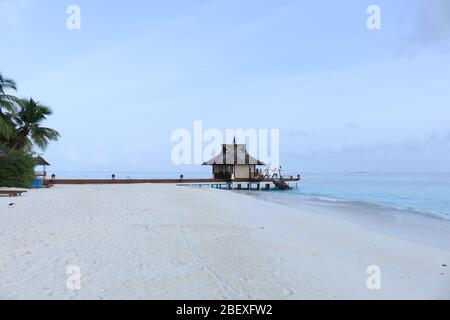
1,184,449,300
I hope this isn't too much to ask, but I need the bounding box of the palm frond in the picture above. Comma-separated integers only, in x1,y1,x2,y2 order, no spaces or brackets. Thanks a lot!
0,95,19,112
0,73,17,93
10,98,60,151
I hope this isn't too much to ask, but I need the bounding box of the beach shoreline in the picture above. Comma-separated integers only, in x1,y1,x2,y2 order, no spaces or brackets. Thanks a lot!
242,191,450,251
1,184,449,300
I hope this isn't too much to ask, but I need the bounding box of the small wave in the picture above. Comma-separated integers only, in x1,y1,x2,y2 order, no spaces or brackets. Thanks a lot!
300,193,348,203
288,192,450,222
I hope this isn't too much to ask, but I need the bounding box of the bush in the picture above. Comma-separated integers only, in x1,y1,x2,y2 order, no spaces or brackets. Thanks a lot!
0,149,36,188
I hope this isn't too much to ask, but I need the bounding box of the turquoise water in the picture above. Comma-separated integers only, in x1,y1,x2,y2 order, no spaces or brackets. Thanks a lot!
286,172,450,221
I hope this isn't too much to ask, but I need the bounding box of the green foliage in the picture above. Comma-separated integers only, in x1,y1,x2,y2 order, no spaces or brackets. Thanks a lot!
10,98,60,151
0,72,60,152
0,148,36,188
0,72,19,139
0,73,58,188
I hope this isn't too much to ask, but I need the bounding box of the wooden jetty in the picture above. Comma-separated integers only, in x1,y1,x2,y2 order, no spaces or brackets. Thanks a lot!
45,177,301,190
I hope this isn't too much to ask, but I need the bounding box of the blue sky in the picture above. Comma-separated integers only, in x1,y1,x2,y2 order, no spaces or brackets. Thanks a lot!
1,0,450,175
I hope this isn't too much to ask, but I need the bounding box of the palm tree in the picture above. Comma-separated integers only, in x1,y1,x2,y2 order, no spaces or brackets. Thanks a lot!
9,98,60,151
0,73,19,138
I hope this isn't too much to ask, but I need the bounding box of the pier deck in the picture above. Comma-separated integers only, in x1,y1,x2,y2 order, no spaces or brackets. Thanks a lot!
45,178,301,190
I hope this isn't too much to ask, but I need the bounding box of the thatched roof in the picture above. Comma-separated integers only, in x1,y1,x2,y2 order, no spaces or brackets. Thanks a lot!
35,156,50,166
203,144,265,166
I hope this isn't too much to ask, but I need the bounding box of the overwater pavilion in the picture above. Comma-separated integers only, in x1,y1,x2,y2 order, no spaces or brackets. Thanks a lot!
203,141,265,180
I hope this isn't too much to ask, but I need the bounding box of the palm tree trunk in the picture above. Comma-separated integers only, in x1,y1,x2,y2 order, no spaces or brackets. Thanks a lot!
11,130,29,150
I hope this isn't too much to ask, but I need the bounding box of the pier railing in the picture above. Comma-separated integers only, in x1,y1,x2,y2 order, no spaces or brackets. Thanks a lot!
45,177,301,185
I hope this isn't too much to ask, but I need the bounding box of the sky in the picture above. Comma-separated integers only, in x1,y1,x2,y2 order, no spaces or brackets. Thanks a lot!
1,0,450,175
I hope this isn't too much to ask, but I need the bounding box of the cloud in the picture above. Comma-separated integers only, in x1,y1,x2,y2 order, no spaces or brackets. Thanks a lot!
338,132,450,155
409,0,450,48
0,0,28,28
289,130,309,138
426,131,450,146
286,131,450,160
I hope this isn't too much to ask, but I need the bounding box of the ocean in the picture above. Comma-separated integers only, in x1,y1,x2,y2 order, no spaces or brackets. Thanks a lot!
279,172,450,221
